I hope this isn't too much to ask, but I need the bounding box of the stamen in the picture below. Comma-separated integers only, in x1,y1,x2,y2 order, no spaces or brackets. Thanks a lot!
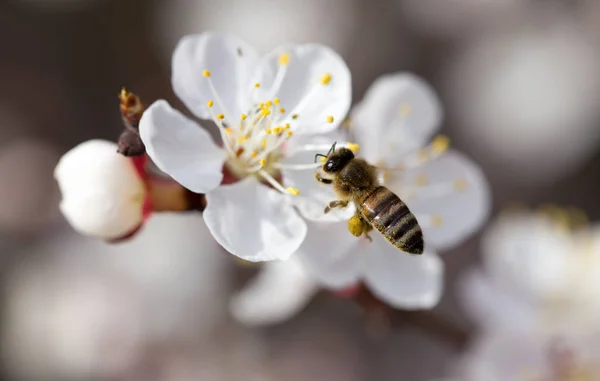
289,142,358,154
279,107,286,113
432,135,450,154
415,175,428,186
320,73,332,85
454,179,468,191
241,113,247,120
265,100,273,107
262,139,267,148
416,214,444,229
203,70,211,77
251,151,258,158
326,115,334,124
259,158,266,166
346,143,360,153
399,103,412,116
274,162,322,170
258,170,300,196
217,114,225,120
287,130,293,137
273,98,280,104
254,83,261,88
225,128,232,134
292,114,299,119
279,53,290,65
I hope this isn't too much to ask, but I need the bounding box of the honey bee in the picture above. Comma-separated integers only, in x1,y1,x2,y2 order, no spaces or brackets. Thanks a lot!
315,143,424,255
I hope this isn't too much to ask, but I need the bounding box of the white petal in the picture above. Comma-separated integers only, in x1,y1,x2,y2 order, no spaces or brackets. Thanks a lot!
281,134,355,222
253,44,351,135
203,178,307,262
294,221,361,289
482,212,575,301
230,257,319,326
139,100,226,193
54,140,145,240
457,268,536,332
350,73,442,166
171,32,260,120
362,235,444,309
393,150,490,250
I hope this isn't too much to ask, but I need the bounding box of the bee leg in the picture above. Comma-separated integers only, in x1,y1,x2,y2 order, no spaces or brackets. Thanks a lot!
324,200,349,214
348,213,364,237
315,173,333,185
363,223,373,243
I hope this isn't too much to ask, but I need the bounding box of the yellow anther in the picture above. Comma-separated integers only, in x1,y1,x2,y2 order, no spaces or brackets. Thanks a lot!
266,100,273,107
262,139,267,148
265,129,272,135
203,70,211,77
432,135,450,154
217,114,225,120
251,151,258,158
286,187,300,196
273,97,280,105
259,158,266,166
254,83,261,88
346,143,360,153
237,137,244,144
225,128,232,134
279,107,286,113
279,53,290,65
241,113,247,120
258,102,264,108
261,108,271,116
287,131,293,137
326,115,334,124
454,179,468,191
206,99,214,107
320,156,327,163
399,103,412,116
320,72,332,85
285,123,291,129
292,114,299,119
415,175,428,186
274,127,283,134
432,215,444,227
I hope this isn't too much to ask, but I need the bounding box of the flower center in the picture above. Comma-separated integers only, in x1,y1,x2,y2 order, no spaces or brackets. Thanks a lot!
201,53,337,195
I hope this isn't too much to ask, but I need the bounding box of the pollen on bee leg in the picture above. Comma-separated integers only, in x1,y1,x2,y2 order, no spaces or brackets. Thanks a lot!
347,214,364,237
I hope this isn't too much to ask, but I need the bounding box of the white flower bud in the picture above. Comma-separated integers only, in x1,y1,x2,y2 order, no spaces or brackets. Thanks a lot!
54,139,146,240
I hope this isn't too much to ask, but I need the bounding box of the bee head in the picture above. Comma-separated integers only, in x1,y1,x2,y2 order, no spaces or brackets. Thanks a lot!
322,147,354,174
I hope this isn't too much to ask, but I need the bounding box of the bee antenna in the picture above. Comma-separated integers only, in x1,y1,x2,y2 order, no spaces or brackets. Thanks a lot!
314,153,326,163
328,142,337,156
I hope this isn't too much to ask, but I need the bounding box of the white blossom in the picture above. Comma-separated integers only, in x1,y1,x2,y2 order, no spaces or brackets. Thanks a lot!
293,73,489,309
54,139,147,240
139,31,353,262
459,208,600,334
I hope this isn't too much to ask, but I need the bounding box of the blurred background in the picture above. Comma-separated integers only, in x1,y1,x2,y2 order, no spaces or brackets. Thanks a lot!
1,0,600,380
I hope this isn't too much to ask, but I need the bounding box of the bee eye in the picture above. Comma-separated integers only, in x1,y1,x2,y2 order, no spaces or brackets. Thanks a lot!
324,158,339,172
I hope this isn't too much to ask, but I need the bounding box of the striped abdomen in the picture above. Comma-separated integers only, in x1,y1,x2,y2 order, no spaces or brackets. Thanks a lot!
360,186,424,255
